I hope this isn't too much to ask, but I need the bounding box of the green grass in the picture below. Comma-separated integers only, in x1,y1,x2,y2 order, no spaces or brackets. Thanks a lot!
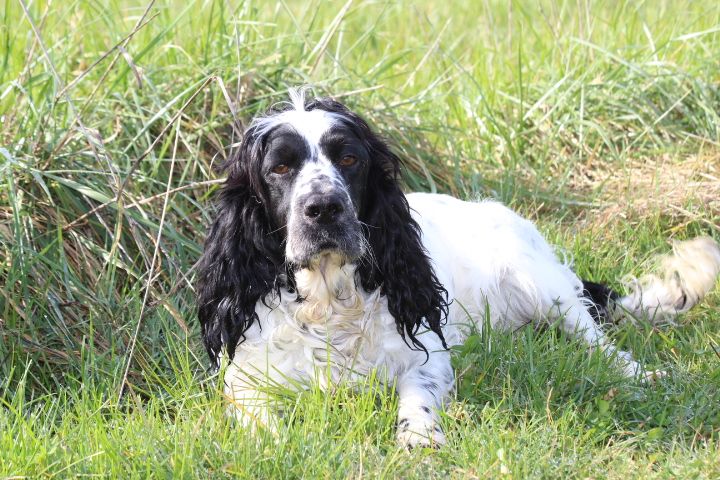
1,0,719,477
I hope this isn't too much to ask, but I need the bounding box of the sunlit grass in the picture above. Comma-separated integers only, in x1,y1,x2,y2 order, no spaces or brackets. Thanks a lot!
1,0,719,477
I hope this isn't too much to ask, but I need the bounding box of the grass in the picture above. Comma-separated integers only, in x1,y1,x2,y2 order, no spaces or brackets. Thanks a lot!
1,0,719,477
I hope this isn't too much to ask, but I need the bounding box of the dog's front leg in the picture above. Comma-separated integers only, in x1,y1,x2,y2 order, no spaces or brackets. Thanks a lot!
395,352,454,449
224,364,280,435
226,386,279,435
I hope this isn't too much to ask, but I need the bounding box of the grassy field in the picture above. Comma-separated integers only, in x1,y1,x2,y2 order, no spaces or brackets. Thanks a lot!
2,0,720,477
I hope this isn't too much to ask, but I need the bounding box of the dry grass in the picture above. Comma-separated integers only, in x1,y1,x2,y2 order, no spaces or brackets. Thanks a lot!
560,150,720,233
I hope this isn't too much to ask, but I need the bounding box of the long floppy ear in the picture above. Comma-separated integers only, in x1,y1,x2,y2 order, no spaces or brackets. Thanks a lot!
196,127,282,367
343,113,449,353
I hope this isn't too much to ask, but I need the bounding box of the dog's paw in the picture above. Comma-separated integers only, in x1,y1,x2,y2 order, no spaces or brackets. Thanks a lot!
614,353,667,384
396,420,446,450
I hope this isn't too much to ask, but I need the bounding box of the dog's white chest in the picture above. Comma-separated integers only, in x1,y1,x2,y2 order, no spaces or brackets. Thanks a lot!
227,287,424,389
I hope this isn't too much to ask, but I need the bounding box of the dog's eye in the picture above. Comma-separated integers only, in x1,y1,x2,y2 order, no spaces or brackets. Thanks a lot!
338,155,357,167
271,164,290,175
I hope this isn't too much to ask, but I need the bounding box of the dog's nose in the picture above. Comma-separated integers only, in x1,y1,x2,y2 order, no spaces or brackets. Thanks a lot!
304,194,345,224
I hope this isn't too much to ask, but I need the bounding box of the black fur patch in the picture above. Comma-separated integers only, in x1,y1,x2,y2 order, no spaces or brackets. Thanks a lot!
582,280,620,324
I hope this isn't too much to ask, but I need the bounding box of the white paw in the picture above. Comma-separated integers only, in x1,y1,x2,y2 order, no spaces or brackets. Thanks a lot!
396,420,446,449
618,357,643,378
614,353,666,383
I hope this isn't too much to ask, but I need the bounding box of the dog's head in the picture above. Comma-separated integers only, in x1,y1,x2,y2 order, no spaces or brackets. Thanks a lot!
197,90,448,365
246,92,371,267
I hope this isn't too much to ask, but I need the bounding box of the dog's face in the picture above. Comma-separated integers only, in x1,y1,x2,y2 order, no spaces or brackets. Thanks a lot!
255,108,370,267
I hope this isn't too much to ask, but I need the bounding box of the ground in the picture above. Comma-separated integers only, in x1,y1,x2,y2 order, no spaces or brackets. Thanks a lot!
1,1,719,477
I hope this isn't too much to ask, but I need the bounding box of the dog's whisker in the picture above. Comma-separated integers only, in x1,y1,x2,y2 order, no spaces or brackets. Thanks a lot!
266,223,288,236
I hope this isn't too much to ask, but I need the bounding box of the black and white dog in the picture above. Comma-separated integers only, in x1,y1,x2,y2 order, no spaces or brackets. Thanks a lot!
197,90,720,448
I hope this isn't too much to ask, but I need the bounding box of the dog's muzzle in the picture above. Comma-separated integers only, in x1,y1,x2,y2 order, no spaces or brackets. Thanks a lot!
286,189,363,266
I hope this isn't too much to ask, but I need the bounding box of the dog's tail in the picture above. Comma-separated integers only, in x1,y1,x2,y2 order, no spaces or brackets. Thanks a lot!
618,236,720,323
584,236,720,325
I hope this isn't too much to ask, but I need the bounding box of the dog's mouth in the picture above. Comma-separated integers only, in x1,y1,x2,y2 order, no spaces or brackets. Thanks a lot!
317,240,339,251
286,215,365,268
297,243,350,270
289,235,363,270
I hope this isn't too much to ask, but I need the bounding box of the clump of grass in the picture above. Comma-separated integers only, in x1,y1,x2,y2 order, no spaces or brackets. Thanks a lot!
1,0,719,477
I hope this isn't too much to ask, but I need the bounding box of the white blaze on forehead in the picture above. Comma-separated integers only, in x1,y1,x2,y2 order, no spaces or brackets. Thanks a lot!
250,96,347,198
251,107,340,148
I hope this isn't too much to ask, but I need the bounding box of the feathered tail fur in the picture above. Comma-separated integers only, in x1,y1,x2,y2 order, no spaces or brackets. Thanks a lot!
617,236,720,324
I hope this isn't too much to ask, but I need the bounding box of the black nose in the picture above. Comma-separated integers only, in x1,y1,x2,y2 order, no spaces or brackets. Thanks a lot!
304,194,345,224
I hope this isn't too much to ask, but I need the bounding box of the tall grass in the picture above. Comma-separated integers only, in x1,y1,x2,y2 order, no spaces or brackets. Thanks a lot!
1,0,719,476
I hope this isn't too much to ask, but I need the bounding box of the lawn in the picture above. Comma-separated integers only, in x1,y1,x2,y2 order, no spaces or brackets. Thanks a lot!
1,0,719,477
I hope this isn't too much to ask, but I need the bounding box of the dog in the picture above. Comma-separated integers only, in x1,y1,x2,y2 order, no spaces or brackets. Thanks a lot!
196,89,720,448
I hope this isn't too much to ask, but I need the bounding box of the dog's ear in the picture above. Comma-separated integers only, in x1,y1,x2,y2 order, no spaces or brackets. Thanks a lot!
196,127,281,367
355,126,449,354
